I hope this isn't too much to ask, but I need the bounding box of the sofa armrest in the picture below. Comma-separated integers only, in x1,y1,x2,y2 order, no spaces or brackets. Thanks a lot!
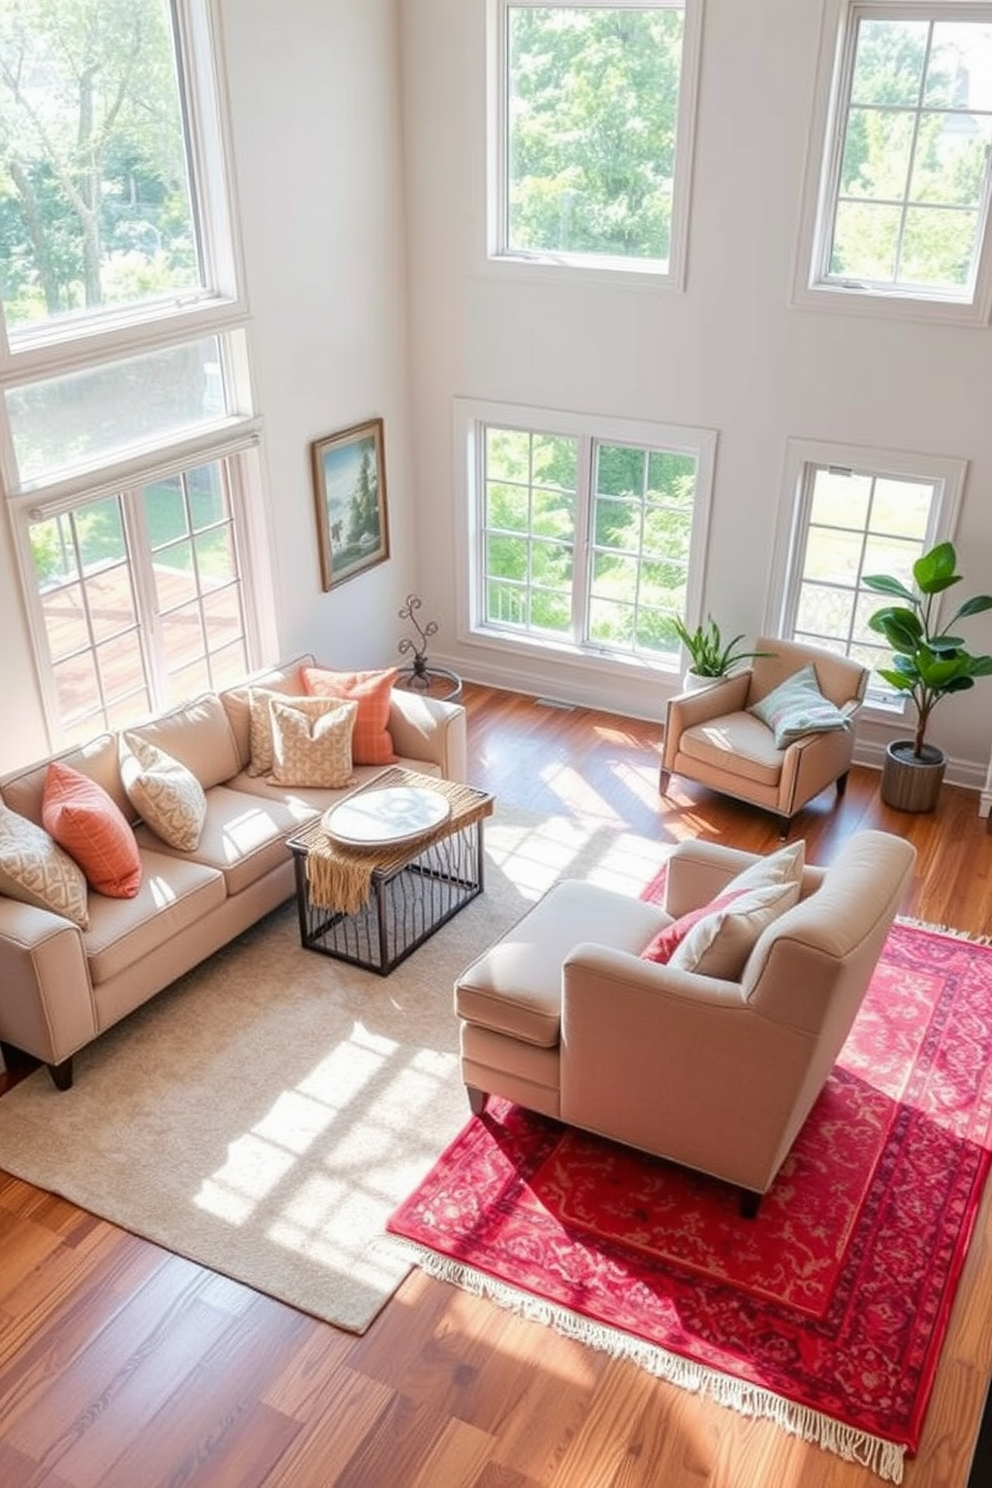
389,690,467,782
0,897,96,1066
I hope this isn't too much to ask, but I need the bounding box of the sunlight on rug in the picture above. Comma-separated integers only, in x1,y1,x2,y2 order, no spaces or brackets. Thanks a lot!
385,919,992,1483
0,805,671,1335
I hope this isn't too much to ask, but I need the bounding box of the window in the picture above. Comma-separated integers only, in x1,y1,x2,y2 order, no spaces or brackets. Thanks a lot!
796,1,992,322
459,401,716,667
770,440,966,702
488,0,702,284
25,458,255,743
1,0,265,747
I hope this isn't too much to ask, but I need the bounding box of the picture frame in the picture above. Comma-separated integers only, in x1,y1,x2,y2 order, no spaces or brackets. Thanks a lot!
311,417,390,591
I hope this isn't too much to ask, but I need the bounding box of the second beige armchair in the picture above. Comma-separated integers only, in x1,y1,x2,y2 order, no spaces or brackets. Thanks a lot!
660,637,869,836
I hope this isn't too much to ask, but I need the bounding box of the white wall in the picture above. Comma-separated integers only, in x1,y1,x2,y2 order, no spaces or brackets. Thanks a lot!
0,0,416,774
400,0,992,788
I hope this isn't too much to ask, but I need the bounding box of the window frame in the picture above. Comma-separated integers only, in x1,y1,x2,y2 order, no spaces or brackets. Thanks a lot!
0,0,246,371
11,437,271,744
454,397,717,676
485,0,704,291
766,437,967,708
793,0,992,325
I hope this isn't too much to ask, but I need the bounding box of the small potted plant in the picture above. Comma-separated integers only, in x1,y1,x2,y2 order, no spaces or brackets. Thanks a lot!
672,615,771,691
864,540,992,812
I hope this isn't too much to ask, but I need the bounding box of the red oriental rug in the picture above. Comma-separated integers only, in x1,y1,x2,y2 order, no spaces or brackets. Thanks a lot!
387,921,992,1482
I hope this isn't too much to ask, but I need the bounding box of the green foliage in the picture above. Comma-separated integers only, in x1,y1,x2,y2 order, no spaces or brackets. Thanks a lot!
865,541,992,757
671,615,770,678
506,7,684,262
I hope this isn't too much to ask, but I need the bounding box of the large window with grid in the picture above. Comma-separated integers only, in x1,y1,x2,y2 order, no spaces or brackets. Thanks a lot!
773,441,967,702
1,0,265,747
796,1,992,321
459,401,715,666
488,0,702,284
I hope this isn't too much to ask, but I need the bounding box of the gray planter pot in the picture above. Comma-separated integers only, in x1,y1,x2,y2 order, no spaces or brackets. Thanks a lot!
880,740,946,812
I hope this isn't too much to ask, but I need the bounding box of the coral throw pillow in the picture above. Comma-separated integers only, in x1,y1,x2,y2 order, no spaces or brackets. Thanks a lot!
42,760,142,898
300,666,399,766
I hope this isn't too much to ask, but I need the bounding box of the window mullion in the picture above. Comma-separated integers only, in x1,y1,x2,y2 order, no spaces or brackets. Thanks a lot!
573,436,595,643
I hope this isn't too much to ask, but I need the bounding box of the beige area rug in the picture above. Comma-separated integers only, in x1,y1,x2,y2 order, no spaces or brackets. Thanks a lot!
0,805,667,1334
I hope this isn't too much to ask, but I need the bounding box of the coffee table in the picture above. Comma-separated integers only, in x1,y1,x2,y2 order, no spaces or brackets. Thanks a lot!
287,768,494,974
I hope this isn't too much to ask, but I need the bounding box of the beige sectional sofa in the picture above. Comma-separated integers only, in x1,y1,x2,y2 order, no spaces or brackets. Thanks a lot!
0,657,467,1090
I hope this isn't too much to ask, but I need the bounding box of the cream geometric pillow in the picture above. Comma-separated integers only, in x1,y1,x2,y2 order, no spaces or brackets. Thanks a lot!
119,732,207,851
268,697,358,788
0,801,90,927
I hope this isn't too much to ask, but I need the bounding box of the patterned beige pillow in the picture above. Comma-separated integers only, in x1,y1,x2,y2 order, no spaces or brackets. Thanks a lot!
268,697,358,788
119,732,207,851
245,686,299,777
0,801,89,927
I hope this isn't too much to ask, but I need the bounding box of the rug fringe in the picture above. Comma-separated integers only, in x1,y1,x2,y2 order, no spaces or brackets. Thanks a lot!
378,1236,907,1484
896,914,992,946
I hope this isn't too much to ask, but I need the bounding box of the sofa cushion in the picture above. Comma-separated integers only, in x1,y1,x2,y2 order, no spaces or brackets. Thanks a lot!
119,734,208,851
1,734,126,828
268,697,358,788
0,801,90,927
134,785,304,897
127,694,242,790
42,761,142,898
748,664,850,747
301,666,399,765
83,849,226,985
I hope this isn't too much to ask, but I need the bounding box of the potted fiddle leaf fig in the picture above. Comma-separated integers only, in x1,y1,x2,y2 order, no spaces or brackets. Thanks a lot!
672,615,771,691
864,541,992,812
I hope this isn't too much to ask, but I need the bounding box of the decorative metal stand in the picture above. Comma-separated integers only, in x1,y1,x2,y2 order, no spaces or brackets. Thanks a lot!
395,593,462,700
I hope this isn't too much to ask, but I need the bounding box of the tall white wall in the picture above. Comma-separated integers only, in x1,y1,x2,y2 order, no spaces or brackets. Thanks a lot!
400,0,992,786
0,0,416,774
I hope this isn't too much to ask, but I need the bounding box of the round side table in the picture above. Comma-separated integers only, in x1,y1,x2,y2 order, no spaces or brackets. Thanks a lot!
394,665,463,702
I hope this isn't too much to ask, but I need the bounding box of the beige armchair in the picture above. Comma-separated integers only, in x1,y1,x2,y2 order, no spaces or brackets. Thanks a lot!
660,637,869,835
455,831,916,1214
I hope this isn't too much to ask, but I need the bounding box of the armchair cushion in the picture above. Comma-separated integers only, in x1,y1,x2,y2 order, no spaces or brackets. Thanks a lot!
748,664,851,747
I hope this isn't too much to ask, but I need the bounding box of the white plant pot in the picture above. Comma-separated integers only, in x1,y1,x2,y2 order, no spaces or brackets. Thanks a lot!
683,669,722,693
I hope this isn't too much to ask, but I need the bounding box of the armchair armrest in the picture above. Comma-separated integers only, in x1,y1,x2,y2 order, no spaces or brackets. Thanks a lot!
663,839,763,918
388,690,467,782
662,671,751,771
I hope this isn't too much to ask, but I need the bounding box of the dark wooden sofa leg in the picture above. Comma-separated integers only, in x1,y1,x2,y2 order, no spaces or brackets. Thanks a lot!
777,815,791,840
658,767,671,795
836,770,849,797
740,1188,762,1219
47,1058,73,1091
467,1085,487,1116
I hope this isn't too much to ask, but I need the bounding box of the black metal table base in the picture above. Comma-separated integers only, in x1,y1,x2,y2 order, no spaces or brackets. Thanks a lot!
291,818,485,974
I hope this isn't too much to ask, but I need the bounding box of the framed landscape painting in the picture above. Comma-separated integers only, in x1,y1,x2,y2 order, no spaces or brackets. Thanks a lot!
311,418,389,591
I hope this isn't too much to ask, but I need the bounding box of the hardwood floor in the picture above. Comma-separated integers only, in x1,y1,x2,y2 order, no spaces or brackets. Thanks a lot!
2,680,992,1487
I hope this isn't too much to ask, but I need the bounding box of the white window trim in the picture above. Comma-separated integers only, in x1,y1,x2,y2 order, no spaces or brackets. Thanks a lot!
791,0,992,327
765,436,968,711
0,0,248,370
453,396,717,678
483,0,703,293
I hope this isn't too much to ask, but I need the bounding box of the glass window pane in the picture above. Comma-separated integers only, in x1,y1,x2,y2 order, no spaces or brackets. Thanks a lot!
532,487,574,540
925,23,992,111
6,335,232,488
487,482,530,532
597,446,646,498
486,428,531,482
647,450,697,503
870,479,932,540
506,6,685,265
40,581,88,659
900,207,979,288
532,434,577,490
86,564,138,642
810,469,871,529
830,201,901,281
165,658,211,705
850,19,928,108
840,109,915,199
529,588,571,632
202,584,244,647
796,583,856,640
146,478,190,549
803,526,865,586
154,543,198,610
0,0,201,339
162,603,206,674
195,527,237,583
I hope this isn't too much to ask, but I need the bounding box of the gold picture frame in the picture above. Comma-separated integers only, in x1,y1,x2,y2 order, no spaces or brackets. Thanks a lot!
311,417,390,591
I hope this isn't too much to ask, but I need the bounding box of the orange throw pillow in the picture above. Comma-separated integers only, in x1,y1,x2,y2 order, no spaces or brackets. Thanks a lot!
300,666,399,766
42,761,142,898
